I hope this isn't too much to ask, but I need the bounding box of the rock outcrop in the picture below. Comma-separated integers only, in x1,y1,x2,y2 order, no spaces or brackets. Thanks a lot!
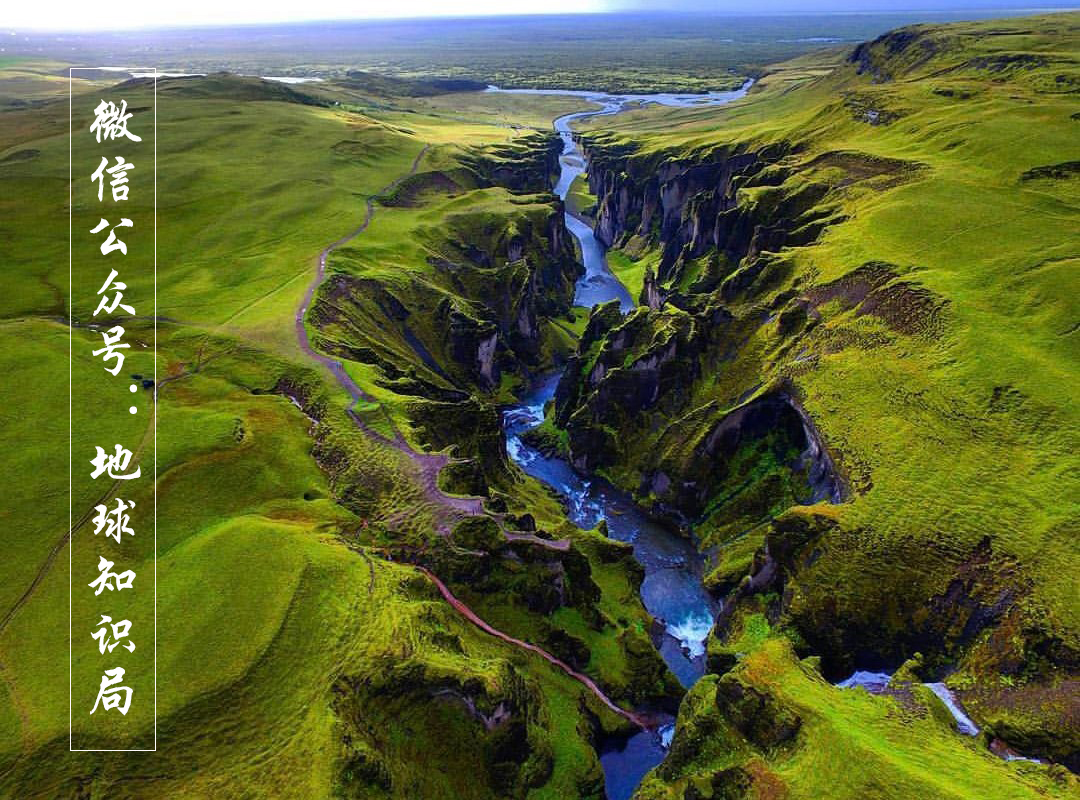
551,135,849,531
585,136,838,290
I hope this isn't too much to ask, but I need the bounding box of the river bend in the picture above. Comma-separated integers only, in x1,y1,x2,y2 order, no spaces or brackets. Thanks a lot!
494,81,750,799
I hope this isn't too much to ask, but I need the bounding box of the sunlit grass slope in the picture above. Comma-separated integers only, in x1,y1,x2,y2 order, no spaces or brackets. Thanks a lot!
0,71,648,798
563,11,1079,785
639,630,1076,799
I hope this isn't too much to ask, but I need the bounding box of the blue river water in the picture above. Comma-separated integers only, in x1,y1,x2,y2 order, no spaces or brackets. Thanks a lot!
493,83,751,799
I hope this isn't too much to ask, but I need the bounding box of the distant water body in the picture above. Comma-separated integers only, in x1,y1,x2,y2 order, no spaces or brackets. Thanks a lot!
103,69,324,84
485,79,753,110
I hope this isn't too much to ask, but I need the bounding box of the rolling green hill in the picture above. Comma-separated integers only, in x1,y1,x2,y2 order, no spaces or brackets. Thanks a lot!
552,12,1080,792
0,11,1076,800
0,67,662,798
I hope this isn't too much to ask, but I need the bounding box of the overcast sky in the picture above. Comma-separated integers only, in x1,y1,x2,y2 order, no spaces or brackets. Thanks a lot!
4,0,1073,31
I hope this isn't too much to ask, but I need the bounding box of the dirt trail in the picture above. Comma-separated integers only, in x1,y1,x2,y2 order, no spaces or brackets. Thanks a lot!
295,143,483,517
300,142,648,728
417,567,649,730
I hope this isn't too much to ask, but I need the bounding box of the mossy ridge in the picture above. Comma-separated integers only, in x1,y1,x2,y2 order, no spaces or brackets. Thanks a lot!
556,11,1080,774
637,626,1077,799
308,165,583,471
0,73,672,797
303,130,683,713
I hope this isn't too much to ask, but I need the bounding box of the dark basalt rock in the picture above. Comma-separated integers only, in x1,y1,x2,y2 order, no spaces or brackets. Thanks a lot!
461,131,564,193
641,267,664,309
554,304,711,475
708,767,754,800
714,671,802,748
314,130,580,412
446,307,501,390
704,388,845,504
588,143,764,278
551,141,851,516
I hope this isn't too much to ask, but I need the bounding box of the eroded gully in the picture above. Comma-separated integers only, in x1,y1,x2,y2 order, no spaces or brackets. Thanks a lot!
492,82,751,800
297,84,757,798
296,137,647,733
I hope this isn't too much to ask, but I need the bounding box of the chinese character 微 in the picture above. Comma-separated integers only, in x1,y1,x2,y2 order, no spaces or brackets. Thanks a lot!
90,99,142,144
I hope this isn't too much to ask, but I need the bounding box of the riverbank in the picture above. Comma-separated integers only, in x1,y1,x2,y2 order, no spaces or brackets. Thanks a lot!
495,84,751,799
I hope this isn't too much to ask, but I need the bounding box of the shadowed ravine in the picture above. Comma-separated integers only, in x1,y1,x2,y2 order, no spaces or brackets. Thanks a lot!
296,135,648,738
417,567,651,730
299,82,763,798
494,83,751,800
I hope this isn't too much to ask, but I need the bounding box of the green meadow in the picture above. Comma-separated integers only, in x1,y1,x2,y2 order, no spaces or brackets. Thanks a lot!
0,10,1077,799
558,12,1079,792
0,67,662,797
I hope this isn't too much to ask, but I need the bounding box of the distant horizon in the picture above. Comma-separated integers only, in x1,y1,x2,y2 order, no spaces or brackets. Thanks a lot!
4,2,1076,33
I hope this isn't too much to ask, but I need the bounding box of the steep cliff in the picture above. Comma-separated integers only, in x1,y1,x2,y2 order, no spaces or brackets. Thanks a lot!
557,136,849,531
552,13,1080,775
307,132,584,497
315,134,578,396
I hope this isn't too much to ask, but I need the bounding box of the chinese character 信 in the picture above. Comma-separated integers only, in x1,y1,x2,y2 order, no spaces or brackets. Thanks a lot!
88,555,136,596
90,99,142,144
90,218,132,256
93,269,136,317
91,498,135,543
90,444,141,481
92,615,135,654
91,156,134,202
90,666,133,715
92,325,129,376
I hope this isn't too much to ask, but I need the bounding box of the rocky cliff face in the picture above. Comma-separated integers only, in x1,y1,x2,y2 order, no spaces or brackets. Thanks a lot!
554,135,846,530
427,200,580,391
314,140,579,396
554,301,711,475
310,132,581,494
461,131,563,193
585,137,837,297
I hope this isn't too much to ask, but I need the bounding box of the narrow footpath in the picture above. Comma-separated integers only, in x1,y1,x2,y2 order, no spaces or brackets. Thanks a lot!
299,138,648,731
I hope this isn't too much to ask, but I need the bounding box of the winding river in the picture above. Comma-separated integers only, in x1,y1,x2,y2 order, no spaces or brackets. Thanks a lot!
288,76,1022,791
492,82,751,799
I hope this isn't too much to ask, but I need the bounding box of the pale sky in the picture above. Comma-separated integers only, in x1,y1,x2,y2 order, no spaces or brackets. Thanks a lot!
4,0,1071,30
4,0,609,31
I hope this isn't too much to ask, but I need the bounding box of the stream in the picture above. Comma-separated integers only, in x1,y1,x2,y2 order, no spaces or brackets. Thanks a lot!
493,82,750,800
490,80,1031,793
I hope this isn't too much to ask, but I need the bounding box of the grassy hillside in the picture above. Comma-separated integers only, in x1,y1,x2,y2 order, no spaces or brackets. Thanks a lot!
640,633,1074,799
553,11,1080,788
0,69,674,797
